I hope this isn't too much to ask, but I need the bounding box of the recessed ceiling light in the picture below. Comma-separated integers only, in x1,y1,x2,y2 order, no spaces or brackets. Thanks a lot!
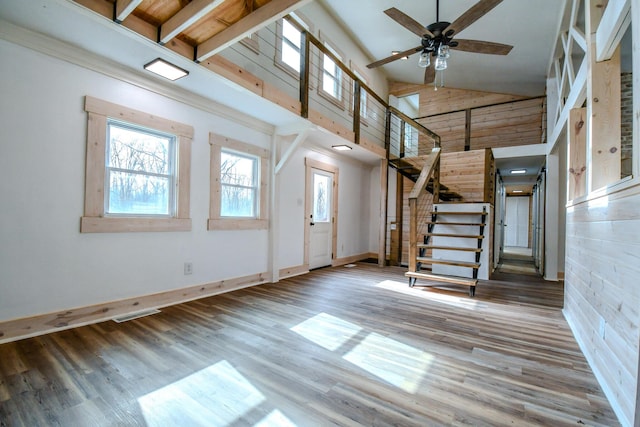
510,169,527,175
332,144,352,151
512,190,523,193
144,58,189,81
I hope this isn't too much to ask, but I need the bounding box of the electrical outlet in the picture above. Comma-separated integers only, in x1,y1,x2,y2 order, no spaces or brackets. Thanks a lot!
184,262,193,275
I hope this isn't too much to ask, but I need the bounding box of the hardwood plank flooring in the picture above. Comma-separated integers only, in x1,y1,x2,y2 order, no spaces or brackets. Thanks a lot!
0,263,619,426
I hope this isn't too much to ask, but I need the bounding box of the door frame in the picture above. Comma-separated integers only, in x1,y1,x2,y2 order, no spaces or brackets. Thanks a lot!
304,158,339,269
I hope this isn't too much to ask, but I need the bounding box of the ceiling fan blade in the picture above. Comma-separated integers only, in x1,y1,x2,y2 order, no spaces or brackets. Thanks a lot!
367,46,423,69
384,8,434,38
445,0,503,35
453,39,513,55
424,66,435,84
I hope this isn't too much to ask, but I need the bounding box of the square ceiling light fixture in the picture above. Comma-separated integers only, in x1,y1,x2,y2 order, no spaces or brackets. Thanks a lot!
144,58,189,81
510,169,527,175
332,145,352,151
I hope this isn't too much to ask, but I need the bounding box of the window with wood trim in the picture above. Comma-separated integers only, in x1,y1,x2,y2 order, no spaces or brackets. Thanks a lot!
350,65,369,121
275,14,309,76
209,134,269,230
81,96,193,233
321,42,343,102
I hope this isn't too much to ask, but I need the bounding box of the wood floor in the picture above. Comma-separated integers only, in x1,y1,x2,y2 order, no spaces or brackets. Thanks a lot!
0,263,619,426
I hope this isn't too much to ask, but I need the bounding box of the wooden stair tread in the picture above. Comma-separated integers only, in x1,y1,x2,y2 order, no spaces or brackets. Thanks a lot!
430,211,486,216
405,271,478,286
416,257,480,268
425,221,485,226
417,244,482,252
426,233,484,239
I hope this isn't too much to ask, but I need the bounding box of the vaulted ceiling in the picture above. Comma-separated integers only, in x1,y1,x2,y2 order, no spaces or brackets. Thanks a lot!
321,0,566,96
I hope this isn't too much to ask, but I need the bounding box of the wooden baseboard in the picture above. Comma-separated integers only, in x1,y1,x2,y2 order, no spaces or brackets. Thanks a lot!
332,253,376,267
278,264,309,279
0,272,269,344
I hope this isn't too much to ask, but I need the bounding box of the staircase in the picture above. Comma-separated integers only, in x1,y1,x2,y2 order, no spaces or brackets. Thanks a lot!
386,109,493,297
406,207,487,296
396,147,488,297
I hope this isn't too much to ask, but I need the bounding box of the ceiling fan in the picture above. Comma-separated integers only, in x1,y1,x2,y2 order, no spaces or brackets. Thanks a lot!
367,0,513,85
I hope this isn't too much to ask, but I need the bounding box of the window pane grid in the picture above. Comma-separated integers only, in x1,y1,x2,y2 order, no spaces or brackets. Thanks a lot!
105,120,176,216
220,149,259,218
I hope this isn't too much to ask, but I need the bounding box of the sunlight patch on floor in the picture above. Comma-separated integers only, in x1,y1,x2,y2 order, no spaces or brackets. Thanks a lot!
343,332,434,393
254,409,298,426
138,360,265,426
290,312,363,351
291,311,434,394
375,279,480,310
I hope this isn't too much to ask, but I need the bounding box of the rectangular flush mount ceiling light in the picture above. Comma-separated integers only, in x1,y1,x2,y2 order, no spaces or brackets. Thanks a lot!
144,58,189,81
332,145,352,151
510,169,527,174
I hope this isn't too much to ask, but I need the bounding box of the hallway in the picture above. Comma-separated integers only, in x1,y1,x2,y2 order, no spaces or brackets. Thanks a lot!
497,246,540,276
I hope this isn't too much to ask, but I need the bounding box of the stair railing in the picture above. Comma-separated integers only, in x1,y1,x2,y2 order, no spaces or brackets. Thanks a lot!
386,106,441,163
408,147,441,275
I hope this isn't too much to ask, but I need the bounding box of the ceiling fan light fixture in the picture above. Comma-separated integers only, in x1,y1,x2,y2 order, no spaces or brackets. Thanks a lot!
438,44,450,59
418,51,431,68
434,56,447,71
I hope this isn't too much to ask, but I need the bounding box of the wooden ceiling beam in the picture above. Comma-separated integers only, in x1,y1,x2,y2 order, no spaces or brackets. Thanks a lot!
115,0,143,23
160,0,227,45
196,0,309,62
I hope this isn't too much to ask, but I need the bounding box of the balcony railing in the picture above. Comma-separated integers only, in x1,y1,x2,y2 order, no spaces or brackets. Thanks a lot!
218,16,440,158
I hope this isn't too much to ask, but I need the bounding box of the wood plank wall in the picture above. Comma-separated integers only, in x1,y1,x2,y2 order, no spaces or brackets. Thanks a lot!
440,149,495,203
401,176,433,265
390,83,544,152
564,184,640,425
417,112,466,153
470,98,544,149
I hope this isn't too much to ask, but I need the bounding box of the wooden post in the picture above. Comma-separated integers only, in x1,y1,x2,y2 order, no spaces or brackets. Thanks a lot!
590,47,621,190
378,159,388,267
408,197,417,273
568,108,587,200
353,81,361,144
299,31,310,118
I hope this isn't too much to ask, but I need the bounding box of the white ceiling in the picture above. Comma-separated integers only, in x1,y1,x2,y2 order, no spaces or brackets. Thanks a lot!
320,0,565,96
0,0,559,177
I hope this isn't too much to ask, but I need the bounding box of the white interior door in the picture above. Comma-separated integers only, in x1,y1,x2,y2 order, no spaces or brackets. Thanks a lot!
505,196,530,247
308,169,333,269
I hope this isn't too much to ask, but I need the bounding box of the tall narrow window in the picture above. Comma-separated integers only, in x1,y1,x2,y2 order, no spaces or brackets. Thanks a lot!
281,19,301,72
322,45,342,100
106,120,176,216
351,67,368,120
220,150,259,218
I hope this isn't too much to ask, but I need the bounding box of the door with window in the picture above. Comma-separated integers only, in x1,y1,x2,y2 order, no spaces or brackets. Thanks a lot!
308,168,334,269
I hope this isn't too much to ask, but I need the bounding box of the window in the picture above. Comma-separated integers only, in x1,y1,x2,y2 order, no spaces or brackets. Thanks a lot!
82,96,193,233
322,44,343,100
275,14,309,75
106,120,175,216
209,134,269,230
281,19,301,72
220,150,258,217
351,66,369,120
